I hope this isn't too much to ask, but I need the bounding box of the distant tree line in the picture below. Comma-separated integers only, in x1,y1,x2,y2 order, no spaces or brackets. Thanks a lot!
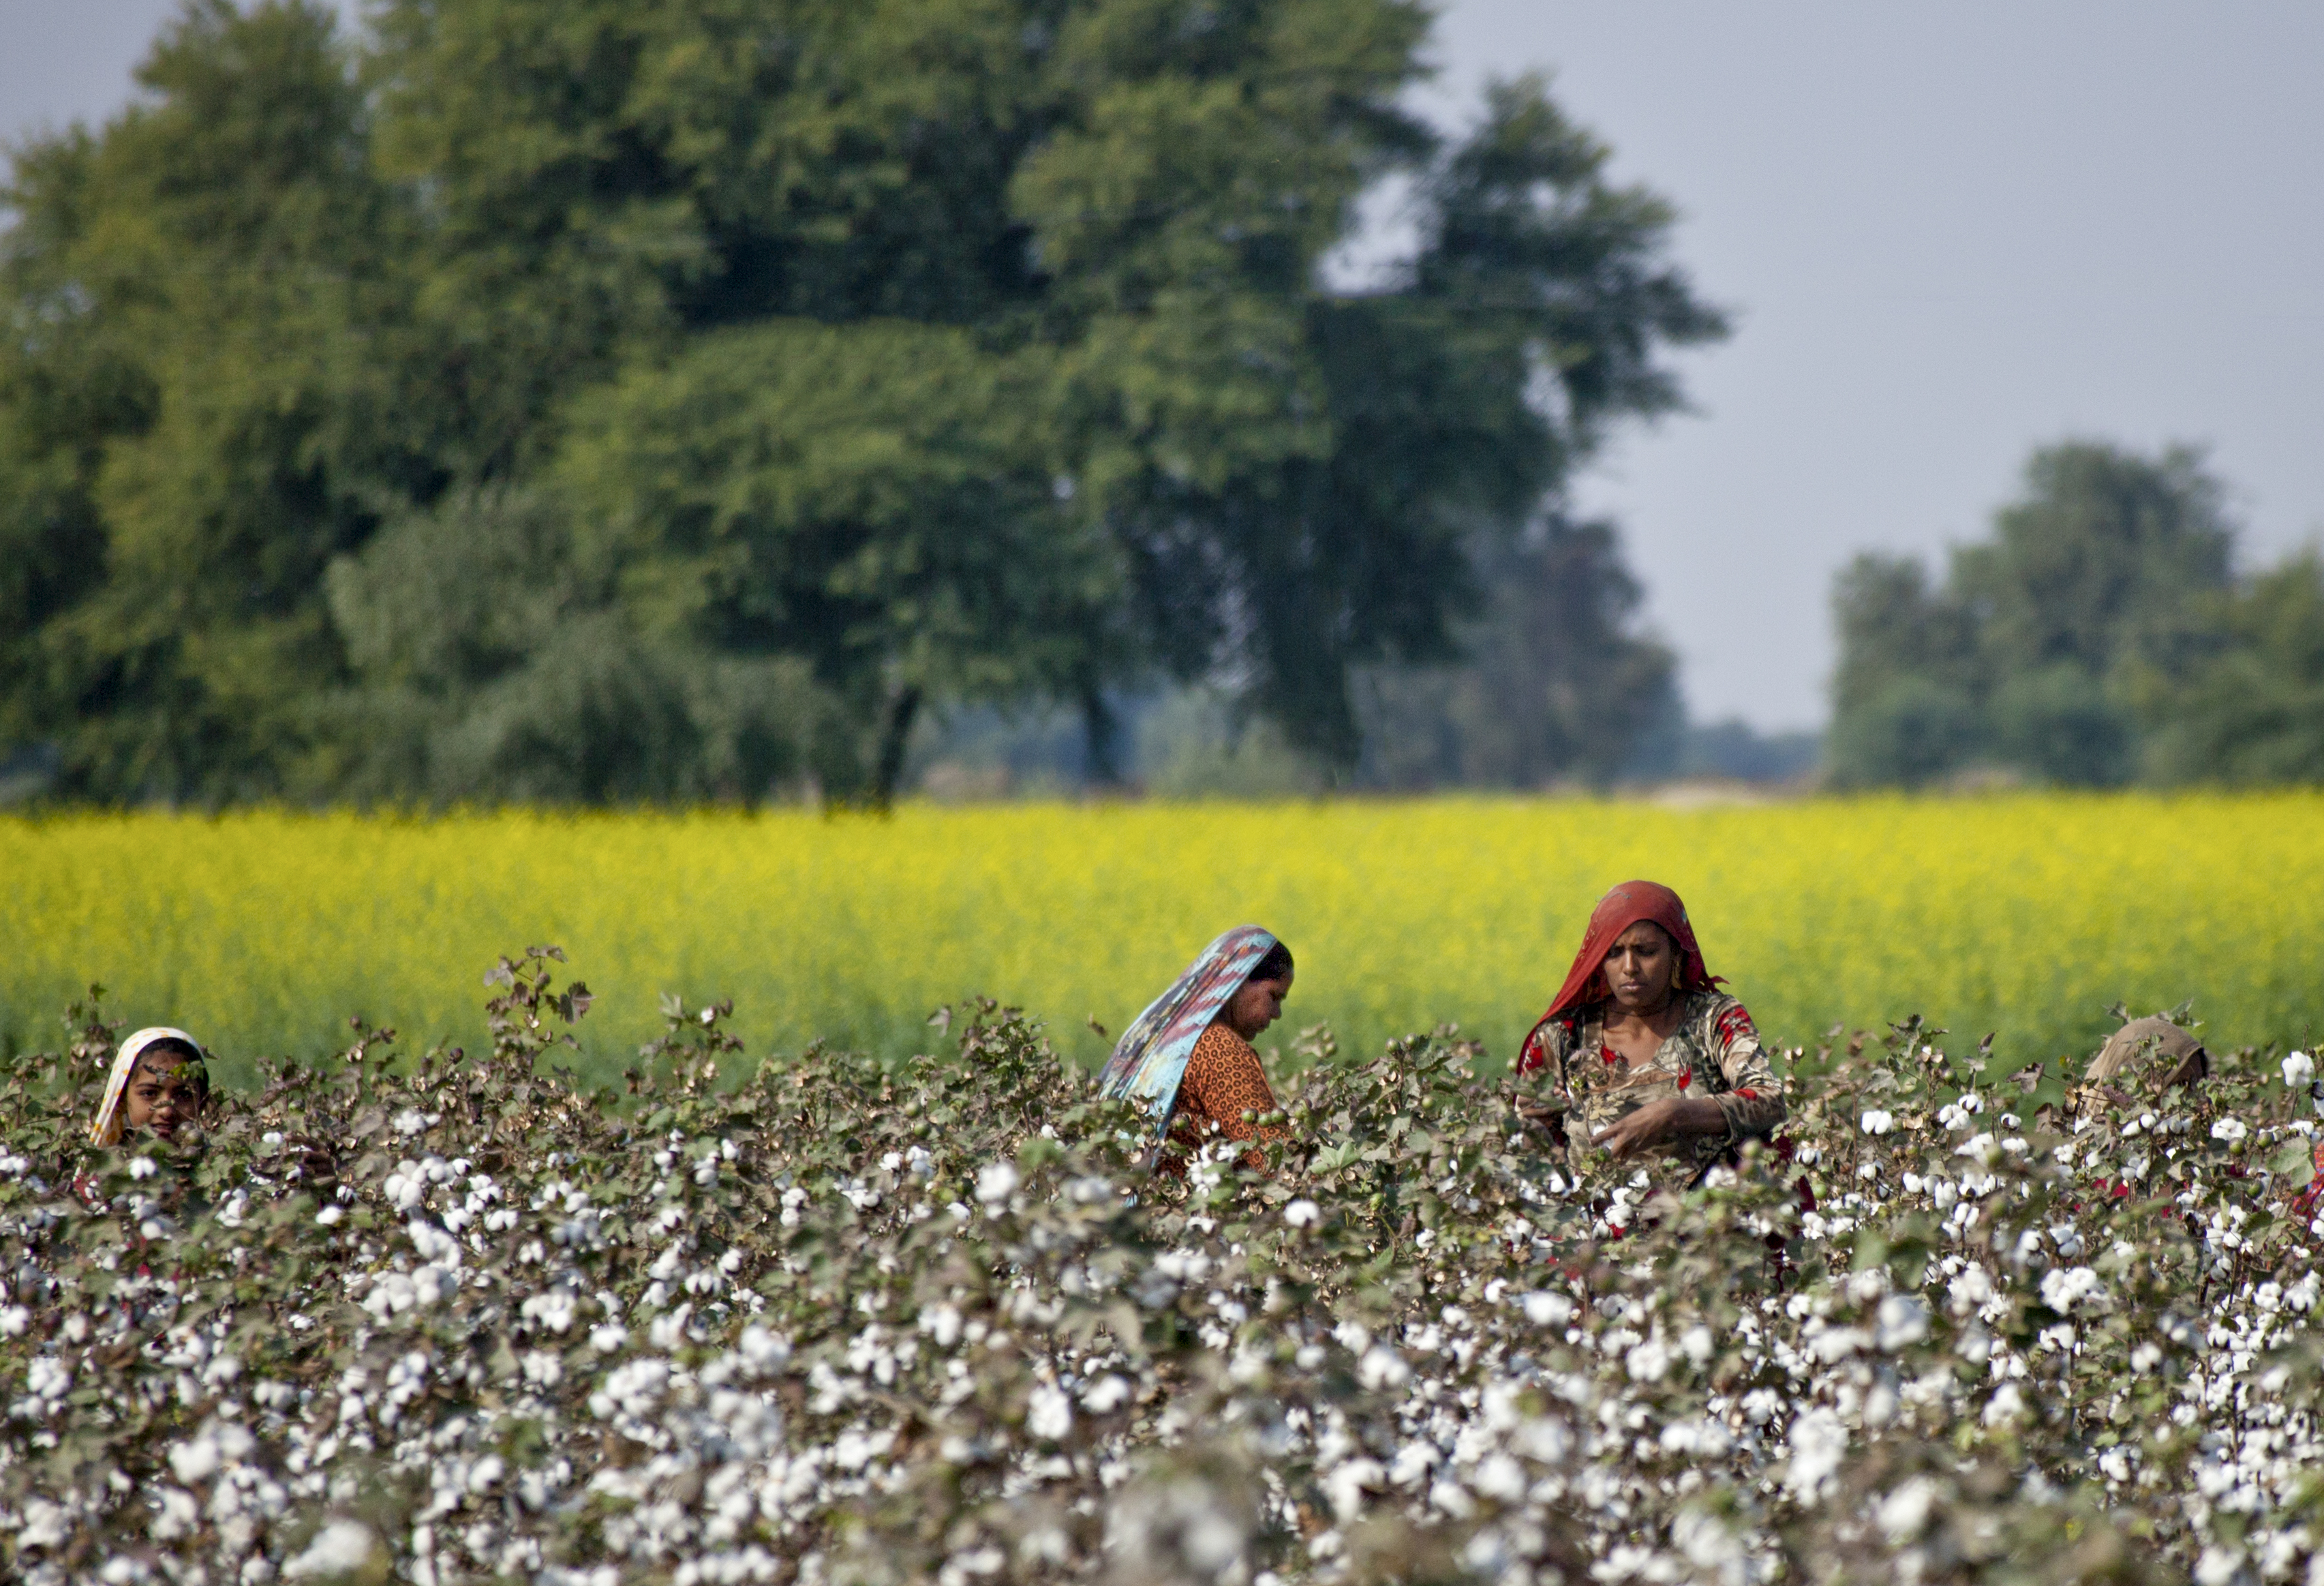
1829,440,2324,788
0,0,1720,807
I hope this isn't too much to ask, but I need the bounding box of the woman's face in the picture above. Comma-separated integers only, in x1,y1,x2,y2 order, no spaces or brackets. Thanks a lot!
1600,921,1680,1016
123,1054,204,1140
1225,972,1293,1041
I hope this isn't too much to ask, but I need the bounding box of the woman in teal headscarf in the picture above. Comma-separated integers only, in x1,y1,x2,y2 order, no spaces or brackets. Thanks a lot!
1098,926,1296,1172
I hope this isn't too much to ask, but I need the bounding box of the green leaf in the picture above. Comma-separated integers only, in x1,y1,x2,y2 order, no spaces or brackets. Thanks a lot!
2271,1140,2316,1187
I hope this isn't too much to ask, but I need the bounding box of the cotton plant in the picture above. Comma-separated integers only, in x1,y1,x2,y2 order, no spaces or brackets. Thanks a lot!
3,962,2324,1584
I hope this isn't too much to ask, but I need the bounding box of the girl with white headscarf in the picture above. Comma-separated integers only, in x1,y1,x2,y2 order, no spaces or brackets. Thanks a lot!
89,1028,210,1146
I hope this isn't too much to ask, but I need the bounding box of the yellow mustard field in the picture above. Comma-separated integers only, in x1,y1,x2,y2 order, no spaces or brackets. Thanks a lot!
1,794,2317,1083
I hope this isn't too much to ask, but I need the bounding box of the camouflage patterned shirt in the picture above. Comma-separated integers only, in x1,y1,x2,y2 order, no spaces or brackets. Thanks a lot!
1518,989,1786,1190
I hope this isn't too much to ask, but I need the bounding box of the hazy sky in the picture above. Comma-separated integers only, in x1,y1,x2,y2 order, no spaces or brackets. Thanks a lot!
8,2,2322,730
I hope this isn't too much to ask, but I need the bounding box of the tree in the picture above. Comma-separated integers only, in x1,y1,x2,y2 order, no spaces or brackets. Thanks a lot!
1354,515,1678,789
0,0,407,801
1826,441,2237,789
1084,74,1724,771
3,0,1721,805
1826,553,1983,787
2135,551,2324,784
553,321,1113,800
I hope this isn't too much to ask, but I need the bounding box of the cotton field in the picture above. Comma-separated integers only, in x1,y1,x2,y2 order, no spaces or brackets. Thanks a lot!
5,953,2324,1584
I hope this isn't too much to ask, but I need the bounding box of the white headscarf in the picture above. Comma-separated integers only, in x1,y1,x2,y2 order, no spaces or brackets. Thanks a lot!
89,1027,205,1146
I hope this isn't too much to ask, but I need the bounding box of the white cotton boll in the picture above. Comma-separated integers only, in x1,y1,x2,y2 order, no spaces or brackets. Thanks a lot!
1333,1319,1371,1354
2195,1546,2246,1586
1283,1199,1321,1228
1026,1383,1073,1441
314,1206,343,1227
1807,1326,1870,1364
1876,1477,1938,1541
2212,1118,2249,1143
1861,1109,1895,1135
26,1356,71,1401
2289,1052,2318,1088
2039,1266,2103,1313
1358,1345,1411,1390
169,1437,221,1483
1523,1292,1573,1327
1876,1295,1930,1352
1672,1509,1745,1573
18,1498,67,1550
974,1163,1019,1204
151,1486,200,1541
1783,1407,1848,1499
284,1521,380,1579
2130,1342,2163,1373
1679,1324,1714,1366
737,1324,788,1371
1081,1373,1133,1414
1471,1453,1528,1502
0,1306,27,1337
1323,1458,1385,1521
1625,1336,1671,1382
1982,1382,2026,1426
1661,1418,1732,1457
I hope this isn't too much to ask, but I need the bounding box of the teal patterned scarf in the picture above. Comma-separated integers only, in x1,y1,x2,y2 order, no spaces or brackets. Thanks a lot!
1097,925,1279,1146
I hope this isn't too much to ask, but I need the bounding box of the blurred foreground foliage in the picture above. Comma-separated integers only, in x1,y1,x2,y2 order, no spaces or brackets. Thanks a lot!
5,950,2324,1582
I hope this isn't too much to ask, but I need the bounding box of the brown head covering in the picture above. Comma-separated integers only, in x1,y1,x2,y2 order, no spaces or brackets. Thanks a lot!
2085,1016,2208,1091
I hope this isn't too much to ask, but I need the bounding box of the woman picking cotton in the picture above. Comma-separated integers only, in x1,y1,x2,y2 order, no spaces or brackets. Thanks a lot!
1513,882,1785,1192
89,1027,211,1147
1098,927,1295,1175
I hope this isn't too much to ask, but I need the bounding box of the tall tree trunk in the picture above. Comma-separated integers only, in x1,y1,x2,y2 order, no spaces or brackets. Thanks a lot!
870,684,922,811
1082,687,1122,789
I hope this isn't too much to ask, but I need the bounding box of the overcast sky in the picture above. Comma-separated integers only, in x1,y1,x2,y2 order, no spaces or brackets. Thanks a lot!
8,2,2323,731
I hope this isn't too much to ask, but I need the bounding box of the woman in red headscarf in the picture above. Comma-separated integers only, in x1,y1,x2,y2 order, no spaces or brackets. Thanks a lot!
1514,881,1785,1190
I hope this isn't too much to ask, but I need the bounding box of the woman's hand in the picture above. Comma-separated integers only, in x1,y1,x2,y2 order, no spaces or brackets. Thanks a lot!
1591,1097,1727,1160
1511,1094,1563,1134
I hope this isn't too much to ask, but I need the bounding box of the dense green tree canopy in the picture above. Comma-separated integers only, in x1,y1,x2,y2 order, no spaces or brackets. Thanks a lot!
1829,440,2319,789
1,0,1722,804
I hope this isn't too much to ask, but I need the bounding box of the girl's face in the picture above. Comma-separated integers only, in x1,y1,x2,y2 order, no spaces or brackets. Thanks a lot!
1224,972,1293,1041
123,1054,204,1140
1600,921,1681,1016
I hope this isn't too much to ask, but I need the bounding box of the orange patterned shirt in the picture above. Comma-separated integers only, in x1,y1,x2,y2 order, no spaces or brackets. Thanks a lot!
1163,1022,1290,1173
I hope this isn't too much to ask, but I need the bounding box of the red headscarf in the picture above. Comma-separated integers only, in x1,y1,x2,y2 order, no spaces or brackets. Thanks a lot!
1518,881,1718,1073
